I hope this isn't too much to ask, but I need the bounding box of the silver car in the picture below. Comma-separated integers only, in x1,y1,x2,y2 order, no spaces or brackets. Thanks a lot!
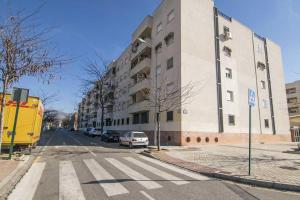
119,131,149,148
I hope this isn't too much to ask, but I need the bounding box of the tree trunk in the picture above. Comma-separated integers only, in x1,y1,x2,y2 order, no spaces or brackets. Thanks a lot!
157,112,161,151
0,80,8,154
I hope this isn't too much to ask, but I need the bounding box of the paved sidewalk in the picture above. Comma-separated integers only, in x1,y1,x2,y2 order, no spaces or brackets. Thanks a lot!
0,155,33,199
145,143,300,192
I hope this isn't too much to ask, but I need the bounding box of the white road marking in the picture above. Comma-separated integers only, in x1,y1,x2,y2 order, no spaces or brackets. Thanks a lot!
124,157,189,185
67,134,96,156
59,161,85,200
8,162,46,200
140,156,210,181
83,159,129,197
106,158,162,190
140,191,156,200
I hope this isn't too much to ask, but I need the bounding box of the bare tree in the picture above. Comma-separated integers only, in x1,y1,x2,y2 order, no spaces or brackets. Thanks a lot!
140,72,200,150
81,56,113,133
0,10,67,152
43,109,60,129
39,90,58,109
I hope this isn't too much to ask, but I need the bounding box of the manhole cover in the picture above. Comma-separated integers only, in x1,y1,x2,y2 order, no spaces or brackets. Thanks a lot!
279,166,298,170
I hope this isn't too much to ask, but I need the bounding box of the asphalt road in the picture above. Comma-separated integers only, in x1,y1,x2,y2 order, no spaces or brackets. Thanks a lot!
7,130,300,200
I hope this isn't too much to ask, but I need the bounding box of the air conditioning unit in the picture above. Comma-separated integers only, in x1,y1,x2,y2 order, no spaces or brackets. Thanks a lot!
225,32,232,40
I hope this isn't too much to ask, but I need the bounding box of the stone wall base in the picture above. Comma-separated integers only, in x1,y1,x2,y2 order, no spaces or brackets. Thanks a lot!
144,131,291,146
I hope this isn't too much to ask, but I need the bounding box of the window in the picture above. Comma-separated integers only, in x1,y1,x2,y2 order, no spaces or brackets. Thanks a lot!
117,119,120,125
113,120,116,126
223,26,231,39
141,111,149,124
225,68,232,79
289,107,299,114
121,118,124,125
286,88,296,94
133,114,139,124
257,62,266,70
166,82,175,94
287,97,297,104
167,10,175,23
261,81,266,89
223,46,232,57
126,117,130,125
264,119,269,128
226,90,234,102
167,111,174,121
167,57,173,70
228,115,235,126
224,26,230,34
164,32,174,46
156,22,162,33
155,42,162,53
156,65,161,76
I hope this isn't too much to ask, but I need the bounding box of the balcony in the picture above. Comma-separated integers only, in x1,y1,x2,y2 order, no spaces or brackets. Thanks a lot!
132,15,153,41
128,100,150,114
131,38,152,59
129,78,151,95
130,58,151,77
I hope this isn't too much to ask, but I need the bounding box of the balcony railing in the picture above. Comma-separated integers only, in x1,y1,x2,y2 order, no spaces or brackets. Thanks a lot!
129,78,151,95
130,58,151,77
128,100,149,114
131,38,152,59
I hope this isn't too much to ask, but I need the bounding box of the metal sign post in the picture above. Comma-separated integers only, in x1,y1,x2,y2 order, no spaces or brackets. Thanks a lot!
8,88,29,160
248,89,255,176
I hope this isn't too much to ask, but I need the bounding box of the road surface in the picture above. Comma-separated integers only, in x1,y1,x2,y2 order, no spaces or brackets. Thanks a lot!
7,130,300,200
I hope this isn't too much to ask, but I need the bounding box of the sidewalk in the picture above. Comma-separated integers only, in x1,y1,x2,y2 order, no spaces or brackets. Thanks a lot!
144,142,300,192
0,155,34,199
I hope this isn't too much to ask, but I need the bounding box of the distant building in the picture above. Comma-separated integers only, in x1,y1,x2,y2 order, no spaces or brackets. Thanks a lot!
69,112,78,130
286,80,300,128
78,0,290,145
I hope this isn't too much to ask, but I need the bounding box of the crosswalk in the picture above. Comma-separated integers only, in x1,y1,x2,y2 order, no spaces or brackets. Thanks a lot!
8,156,210,200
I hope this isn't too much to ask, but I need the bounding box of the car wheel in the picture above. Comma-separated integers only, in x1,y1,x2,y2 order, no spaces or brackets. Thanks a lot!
144,145,148,148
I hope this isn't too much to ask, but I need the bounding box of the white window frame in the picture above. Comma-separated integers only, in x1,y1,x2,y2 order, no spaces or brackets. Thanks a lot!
167,10,175,23
226,90,234,102
156,22,162,34
228,115,235,126
261,80,266,89
225,68,232,79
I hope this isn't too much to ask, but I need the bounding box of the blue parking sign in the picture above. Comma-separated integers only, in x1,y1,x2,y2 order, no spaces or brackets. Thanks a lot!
248,89,255,107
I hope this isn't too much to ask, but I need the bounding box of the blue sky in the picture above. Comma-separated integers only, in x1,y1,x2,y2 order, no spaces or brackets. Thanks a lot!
0,0,299,113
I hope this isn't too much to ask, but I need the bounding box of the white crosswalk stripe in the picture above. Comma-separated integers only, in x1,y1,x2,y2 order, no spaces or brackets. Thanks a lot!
124,157,189,185
139,156,210,181
8,162,46,200
59,161,86,200
106,158,162,190
83,159,129,197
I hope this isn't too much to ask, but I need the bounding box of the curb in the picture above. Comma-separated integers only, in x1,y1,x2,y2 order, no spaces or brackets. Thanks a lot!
140,151,300,193
0,155,35,200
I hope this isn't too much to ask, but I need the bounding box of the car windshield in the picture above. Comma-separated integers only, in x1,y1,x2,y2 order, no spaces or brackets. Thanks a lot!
133,133,147,138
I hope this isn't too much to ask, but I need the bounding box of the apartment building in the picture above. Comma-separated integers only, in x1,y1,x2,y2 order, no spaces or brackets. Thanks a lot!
286,80,300,127
78,0,290,145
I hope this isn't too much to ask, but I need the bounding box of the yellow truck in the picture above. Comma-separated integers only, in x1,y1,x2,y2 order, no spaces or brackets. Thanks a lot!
1,94,44,152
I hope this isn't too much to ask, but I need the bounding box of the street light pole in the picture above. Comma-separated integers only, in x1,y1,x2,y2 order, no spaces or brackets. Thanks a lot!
137,38,159,149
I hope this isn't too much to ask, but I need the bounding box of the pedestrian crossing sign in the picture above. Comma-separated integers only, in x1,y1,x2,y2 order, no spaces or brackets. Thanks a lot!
248,89,255,107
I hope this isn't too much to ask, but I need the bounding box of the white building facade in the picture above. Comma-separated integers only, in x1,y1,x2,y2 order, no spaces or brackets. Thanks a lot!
78,0,290,145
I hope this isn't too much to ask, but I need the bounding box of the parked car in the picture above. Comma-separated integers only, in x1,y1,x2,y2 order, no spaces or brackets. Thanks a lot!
88,128,101,137
84,128,92,136
101,130,120,142
119,131,149,148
